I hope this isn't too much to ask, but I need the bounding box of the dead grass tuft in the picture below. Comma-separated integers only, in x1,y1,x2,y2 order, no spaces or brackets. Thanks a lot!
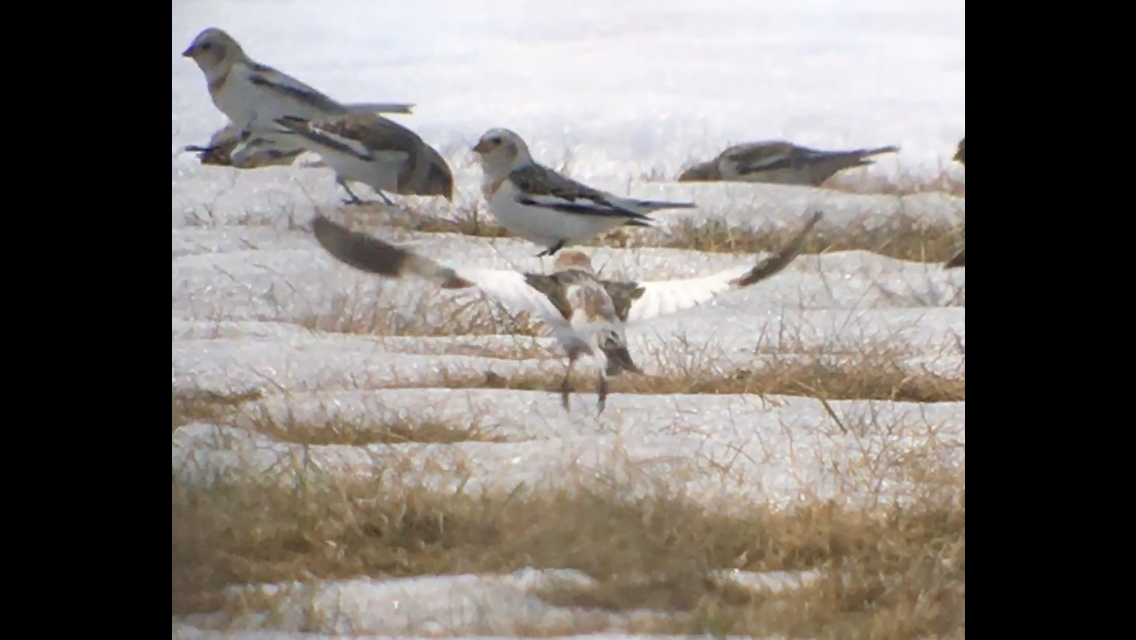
637,212,964,263
173,453,963,638
297,286,544,339
415,347,964,403
822,164,965,198
172,388,507,445
351,202,962,263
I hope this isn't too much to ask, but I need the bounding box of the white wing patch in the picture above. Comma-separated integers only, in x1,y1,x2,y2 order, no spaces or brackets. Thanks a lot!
448,267,569,328
626,266,754,323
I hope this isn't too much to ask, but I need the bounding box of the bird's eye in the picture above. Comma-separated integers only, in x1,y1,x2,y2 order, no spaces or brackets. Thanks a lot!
488,137,501,144
200,43,212,51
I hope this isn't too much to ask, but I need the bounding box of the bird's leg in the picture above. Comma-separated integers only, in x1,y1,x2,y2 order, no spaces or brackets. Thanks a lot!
337,179,366,206
560,358,577,411
375,191,396,206
537,240,565,258
596,371,610,415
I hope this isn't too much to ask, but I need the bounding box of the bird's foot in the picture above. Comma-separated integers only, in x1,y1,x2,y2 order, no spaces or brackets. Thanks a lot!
560,375,574,411
536,240,565,258
596,375,610,415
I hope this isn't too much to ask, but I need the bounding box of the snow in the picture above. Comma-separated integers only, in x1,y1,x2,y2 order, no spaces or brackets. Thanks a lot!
173,569,821,637
172,0,963,636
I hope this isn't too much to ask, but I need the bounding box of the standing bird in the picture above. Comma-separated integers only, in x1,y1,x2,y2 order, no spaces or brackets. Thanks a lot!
181,27,419,204
309,211,821,413
677,140,900,186
472,128,698,257
271,112,454,204
180,103,425,170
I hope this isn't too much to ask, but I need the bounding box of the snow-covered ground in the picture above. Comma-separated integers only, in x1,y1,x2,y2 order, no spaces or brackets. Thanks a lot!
172,1,963,636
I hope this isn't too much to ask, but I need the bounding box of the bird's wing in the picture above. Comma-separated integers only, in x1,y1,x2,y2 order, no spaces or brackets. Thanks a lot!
245,61,344,113
944,249,965,269
618,211,822,323
311,215,570,328
506,163,652,221
273,113,416,162
344,102,416,115
722,142,800,173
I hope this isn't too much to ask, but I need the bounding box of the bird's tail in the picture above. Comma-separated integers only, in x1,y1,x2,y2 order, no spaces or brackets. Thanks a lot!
859,145,900,158
345,102,416,115
633,199,698,211
599,332,644,377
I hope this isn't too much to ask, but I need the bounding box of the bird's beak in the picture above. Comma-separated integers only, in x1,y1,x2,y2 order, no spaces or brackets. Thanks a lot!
472,140,490,154
181,45,195,58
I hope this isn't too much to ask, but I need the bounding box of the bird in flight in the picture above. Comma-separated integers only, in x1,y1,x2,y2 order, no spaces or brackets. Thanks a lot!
309,211,822,413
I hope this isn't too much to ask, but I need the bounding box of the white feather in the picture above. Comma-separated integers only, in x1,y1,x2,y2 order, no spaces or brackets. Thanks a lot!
626,267,753,322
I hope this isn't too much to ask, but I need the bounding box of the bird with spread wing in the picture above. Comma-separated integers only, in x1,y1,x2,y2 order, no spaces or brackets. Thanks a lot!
310,211,822,413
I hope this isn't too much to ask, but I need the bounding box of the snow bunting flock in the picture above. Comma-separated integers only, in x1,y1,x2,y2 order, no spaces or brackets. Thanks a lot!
178,26,962,413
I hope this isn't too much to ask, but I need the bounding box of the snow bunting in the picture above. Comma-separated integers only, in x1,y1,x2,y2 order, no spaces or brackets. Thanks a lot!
953,138,965,165
181,27,413,131
271,112,454,204
181,102,421,170
309,211,821,412
181,27,416,202
472,128,698,257
182,123,305,168
677,141,900,186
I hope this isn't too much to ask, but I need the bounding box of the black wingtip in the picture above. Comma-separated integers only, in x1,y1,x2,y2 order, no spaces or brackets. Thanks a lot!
731,211,823,287
274,115,307,129
943,249,965,269
310,214,410,278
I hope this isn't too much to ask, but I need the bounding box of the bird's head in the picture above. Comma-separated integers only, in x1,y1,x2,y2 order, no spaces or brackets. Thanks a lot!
182,27,247,76
472,128,532,175
553,250,595,275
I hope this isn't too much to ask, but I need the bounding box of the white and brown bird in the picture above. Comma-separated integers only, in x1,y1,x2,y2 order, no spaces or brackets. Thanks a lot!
181,103,425,170
472,128,698,257
181,27,420,203
677,140,900,186
309,211,821,413
271,112,454,204
182,122,305,168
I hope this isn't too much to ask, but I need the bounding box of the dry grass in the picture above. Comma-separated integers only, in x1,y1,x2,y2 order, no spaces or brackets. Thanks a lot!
281,293,965,403
432,348,964,403
349,203,963,264
173,439,963,637
173,333,964,635
643,212,962,263
297,284,544,339
172,388,510,445
175,162,964,636
822,164,965,198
